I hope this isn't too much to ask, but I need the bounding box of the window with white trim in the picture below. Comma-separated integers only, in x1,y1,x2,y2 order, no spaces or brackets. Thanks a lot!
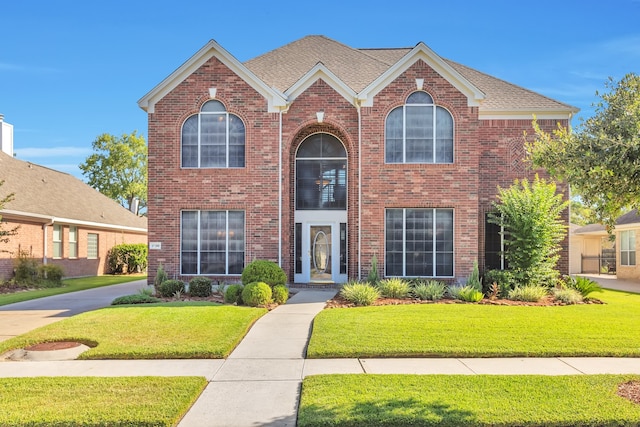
69,226,78,259
87,233,98,259
181,210,245,275
385,91,454,164
181,100,245,168
385,208,454,277
620,230,636,266
53,224,63,258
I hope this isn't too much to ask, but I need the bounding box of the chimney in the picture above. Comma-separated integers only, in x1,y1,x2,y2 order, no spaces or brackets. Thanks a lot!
0,114,14,156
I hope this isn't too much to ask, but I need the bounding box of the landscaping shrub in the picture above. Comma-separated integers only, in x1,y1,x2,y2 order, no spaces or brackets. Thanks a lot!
340,282,380,306
242,282,273,307
154,263,168,289
13,251,39,285
107,243,148,274
366,255,380,285
377,277,411,298
489,175,568,287
241,260,287,288
37,264,64,287
189,277,212,297
456,285,484,302
467,260,482,291
553,288,583,305
111,294,161,305
483,269,516,296
412,280,447,301
272,285,289,305
508,285,548,302
566,276,603,298
158,279,185,298
224,284,244,304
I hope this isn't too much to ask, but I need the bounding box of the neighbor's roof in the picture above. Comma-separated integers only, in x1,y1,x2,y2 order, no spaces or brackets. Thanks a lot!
0,152,147,232
244,35,578,115
573,209,640,235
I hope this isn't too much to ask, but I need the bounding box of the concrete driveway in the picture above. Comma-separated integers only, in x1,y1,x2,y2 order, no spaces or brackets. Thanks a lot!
578,274,640,293
0,279,150,342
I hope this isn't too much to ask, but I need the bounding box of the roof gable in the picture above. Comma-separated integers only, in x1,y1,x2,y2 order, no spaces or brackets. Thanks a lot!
138,40,287,113
285,62,357,107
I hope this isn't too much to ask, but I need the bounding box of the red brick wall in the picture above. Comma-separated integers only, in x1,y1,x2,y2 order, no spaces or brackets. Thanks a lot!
0,218,147,280
145,55,570,284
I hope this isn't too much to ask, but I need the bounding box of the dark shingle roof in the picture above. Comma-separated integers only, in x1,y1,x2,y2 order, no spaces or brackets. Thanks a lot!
0,152,147,230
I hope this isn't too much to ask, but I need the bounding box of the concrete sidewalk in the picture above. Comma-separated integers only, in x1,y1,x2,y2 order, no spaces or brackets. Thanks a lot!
1,287,640,426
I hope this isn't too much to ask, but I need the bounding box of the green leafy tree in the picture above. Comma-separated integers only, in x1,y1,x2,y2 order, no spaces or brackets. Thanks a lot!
80,132,147,214
489,175,569,286
528,73,640,231
0,180,19,250
570,199,598,226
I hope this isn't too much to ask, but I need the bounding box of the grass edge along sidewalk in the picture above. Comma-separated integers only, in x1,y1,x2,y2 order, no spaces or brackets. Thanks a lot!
298,374,640,426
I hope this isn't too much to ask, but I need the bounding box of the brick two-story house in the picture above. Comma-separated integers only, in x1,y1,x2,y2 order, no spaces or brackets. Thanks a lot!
138,35,576,285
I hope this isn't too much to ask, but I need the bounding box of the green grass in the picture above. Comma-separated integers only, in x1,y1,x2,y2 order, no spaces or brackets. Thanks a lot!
299,374,640,426
0,376,207,426
308,289,640,357
0,274,146,306
0,302,267,359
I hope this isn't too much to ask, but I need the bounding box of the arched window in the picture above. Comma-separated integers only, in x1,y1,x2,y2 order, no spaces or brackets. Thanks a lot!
295,134,347,210
181,100,245,168
385,91,453,164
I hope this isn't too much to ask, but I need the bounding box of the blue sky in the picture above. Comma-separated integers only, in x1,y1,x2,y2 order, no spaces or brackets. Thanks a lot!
1,0,639,178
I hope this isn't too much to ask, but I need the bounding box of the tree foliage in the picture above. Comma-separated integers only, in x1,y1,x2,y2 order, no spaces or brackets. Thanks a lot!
489,175,568,286
80,132,147,214
0,180,19,249
528,73,640,230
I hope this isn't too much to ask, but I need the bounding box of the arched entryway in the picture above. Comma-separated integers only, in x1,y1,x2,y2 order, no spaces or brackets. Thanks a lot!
293,133,348,284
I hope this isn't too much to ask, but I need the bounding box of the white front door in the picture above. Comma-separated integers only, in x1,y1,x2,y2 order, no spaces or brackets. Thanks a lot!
294,213,347,284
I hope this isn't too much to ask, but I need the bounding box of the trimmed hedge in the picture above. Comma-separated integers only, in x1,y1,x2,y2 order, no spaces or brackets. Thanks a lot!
224,284,244,304
241,260,287,287
107,243,148,274
242,282,273,307
189,277,212,297
158,279,185,298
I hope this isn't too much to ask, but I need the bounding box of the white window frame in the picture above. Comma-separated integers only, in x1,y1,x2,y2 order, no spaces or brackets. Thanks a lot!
620,230,636,266
53,224,63,259
69,226,78,259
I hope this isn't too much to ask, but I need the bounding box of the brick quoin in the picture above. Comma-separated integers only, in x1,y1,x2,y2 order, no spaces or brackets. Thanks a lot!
144,42,571,285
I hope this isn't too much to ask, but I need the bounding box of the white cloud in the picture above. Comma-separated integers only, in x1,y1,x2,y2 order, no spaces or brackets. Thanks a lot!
15,146,92,158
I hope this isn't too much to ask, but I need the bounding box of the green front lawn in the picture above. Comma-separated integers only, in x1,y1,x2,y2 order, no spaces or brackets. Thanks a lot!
0,302,267,359
299,374,640,426
0,274,147,306
0,376,207,426
308,289,640,358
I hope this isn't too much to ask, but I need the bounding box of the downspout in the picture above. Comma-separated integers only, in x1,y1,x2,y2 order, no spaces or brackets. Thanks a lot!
357,101,362,280
42,218,54,265
278,109,283,267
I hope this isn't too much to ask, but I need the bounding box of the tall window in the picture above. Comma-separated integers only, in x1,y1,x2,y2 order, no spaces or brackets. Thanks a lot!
182,100,245,168
69,226,78,259
485,213,507,270
181,210,245,275
385,208,454,277
87,233,98,259
620,230,636,266
296,133,347,210
53,225,63,258
385,91,453,163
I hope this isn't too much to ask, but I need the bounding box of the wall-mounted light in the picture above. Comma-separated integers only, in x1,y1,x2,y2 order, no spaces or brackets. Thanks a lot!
316,111,324,123
209,87,217,99
416,78,424,91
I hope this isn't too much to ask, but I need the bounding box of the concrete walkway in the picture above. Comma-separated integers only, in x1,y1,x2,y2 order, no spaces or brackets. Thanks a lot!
1,284,640,425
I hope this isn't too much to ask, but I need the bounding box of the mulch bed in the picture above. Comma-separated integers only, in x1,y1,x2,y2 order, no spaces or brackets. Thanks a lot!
618,381,640,405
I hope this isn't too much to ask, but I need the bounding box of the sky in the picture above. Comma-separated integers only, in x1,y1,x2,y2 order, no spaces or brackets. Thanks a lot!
1,0,639,179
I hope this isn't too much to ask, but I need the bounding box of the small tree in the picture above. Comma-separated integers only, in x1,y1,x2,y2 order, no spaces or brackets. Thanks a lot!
489,175,568,286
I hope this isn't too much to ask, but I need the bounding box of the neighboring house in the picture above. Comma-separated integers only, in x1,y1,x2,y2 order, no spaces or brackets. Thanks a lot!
0,140,147,280
138,35,576,285
572,210,640,279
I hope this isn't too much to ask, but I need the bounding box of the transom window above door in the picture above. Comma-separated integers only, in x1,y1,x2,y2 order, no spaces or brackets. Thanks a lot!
181,100,245,168
296,134,347,210
385,91,454,164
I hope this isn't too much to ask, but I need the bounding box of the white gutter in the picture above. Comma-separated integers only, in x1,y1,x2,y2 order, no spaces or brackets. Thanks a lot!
357,100,362,280
278,109,283,267
0,210,147,233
